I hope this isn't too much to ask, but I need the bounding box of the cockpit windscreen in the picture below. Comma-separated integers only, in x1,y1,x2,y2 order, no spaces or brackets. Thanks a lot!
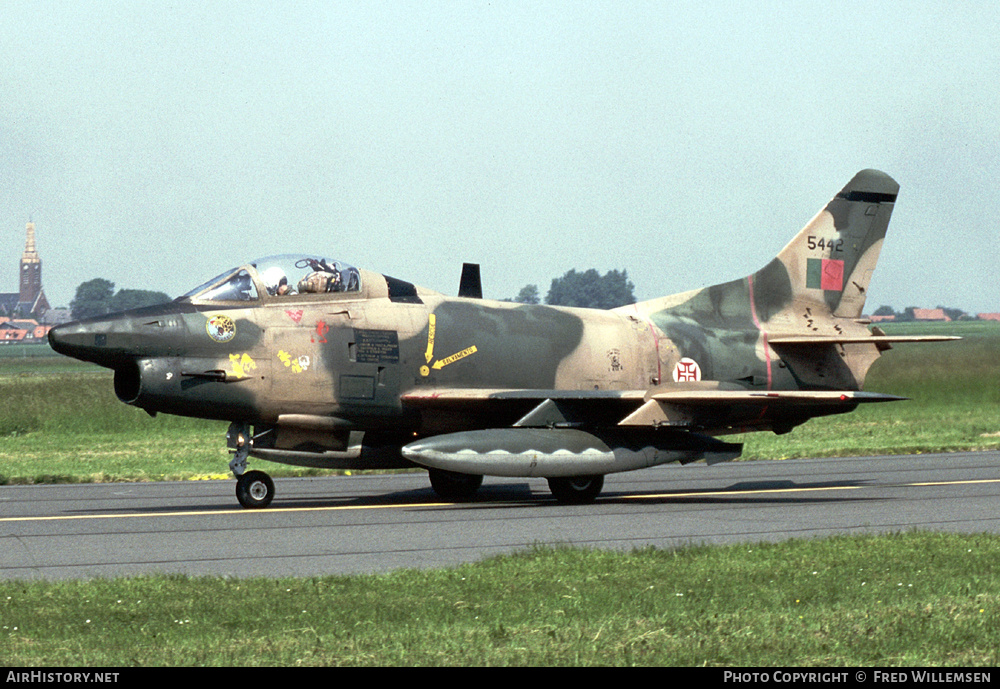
254,256,361,296
182,255,361,302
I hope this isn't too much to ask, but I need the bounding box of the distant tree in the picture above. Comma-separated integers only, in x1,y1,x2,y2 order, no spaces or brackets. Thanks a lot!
545,268,636,310
70,280,172,319
872,305,896,317
70,278,115,320
937,305,967,321
511,284,540,304
109,289,172,314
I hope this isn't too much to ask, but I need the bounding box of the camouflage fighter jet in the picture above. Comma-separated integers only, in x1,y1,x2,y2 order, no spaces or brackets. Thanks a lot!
49,169,954,508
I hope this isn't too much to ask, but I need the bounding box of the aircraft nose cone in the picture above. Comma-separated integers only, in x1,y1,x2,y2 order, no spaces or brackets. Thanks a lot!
48,321,101,359
48,321,93,355
48,319,125,368
48,303,188,368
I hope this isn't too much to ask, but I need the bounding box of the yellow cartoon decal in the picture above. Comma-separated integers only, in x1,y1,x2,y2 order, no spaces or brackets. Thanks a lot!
278,350,310,373
229,353,257,378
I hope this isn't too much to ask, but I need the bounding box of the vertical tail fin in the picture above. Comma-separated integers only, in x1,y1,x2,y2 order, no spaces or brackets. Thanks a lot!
753,169,899,322
623,170,901,392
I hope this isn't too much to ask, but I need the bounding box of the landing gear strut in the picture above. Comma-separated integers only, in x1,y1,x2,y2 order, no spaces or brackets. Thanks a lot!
228,421,275,509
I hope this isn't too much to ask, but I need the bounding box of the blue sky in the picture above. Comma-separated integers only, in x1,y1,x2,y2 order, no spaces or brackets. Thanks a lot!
2,1,998,313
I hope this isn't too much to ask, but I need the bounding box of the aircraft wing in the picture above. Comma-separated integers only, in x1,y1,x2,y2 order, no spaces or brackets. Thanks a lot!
400,388,645,428
401,387,903,431
401,389,646,404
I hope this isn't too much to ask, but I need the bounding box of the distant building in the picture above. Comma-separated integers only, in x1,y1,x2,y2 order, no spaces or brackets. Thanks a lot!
0,317,51,344
0,221,50,321
910,308,950,322
41,307,72,325
978,313,1000,322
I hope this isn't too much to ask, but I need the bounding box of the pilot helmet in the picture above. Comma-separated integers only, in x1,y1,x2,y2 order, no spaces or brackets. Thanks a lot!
261,266,288,296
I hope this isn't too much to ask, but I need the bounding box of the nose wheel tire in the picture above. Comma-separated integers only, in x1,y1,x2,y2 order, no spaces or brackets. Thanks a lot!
547,475,604,504
236,470,275,509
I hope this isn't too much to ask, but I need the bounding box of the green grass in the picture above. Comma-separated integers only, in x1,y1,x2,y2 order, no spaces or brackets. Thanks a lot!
0,533,996,666
0,344,91,373
0,367,230,483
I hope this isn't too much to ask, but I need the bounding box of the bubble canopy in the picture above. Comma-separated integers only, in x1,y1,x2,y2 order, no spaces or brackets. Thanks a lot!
181,255,362,302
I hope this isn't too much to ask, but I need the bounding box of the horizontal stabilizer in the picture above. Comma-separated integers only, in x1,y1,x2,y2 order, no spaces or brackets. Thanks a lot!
769,335,961,345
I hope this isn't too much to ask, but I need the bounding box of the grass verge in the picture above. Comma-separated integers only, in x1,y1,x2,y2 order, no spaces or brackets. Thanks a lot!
0,533,996,666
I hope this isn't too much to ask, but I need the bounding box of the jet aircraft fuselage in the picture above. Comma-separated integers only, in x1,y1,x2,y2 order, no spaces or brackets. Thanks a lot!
49,170,955,508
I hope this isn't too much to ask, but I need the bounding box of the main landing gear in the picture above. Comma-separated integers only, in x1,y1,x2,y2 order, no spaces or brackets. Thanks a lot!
228,421,276,509
427,468,605,504
546,475,604,504
428,468,483,501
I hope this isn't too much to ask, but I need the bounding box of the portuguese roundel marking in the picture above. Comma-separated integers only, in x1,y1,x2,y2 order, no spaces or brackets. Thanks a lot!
672,357,701,382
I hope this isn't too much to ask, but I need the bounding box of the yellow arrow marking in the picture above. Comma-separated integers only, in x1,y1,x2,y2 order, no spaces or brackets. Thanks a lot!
432,345,478,370
425,314,436,363
420,313,478,375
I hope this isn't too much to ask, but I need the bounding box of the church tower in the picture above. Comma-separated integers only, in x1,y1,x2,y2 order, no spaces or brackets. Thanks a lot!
17,221,48,317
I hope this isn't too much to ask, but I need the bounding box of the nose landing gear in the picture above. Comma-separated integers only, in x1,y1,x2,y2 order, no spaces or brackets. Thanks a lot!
228,421,276,509
236,470,275,509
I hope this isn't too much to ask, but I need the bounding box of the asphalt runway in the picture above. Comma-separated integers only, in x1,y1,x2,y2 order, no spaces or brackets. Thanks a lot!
1,451,998,580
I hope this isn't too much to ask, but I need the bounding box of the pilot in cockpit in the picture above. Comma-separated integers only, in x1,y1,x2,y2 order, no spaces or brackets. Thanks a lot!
261,266,295,296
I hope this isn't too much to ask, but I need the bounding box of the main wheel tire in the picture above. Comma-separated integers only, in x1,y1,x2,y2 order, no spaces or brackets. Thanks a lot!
236,470,275,509
428,468,483,501
547,475,604,504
